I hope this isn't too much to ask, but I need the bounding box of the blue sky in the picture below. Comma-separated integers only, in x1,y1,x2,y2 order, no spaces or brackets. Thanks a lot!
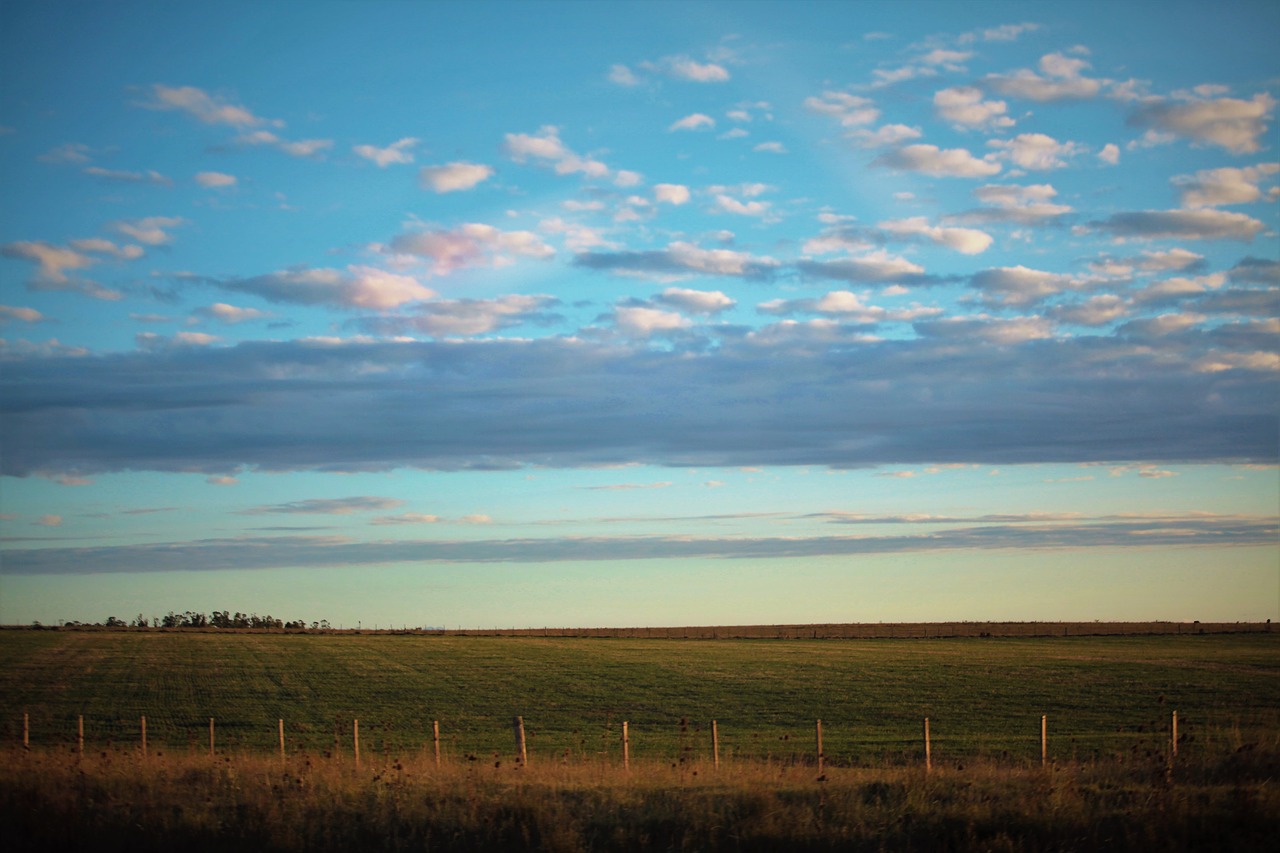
1,0,1276,628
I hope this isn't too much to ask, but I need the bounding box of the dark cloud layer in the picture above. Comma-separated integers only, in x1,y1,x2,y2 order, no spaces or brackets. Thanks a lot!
3,514,1273,575
2,332,1275,478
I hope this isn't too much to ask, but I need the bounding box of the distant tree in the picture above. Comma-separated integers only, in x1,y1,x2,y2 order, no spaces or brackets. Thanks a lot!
104,616,127,628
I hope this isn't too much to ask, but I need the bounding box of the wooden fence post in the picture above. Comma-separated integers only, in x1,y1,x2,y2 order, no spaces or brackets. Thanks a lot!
712,720,720,769
141,715,147,757
433,720,441,767
815,719,824,774
622,721,630,771
923,717,931,772
513,715,527,765
78,715,84,756
209,718,215,757
23,712,29,750
278,718,285,762
1041,714,1047,767
354,719,361,769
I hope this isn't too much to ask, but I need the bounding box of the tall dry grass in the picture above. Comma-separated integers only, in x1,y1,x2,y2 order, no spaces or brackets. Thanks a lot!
2,742,1276,852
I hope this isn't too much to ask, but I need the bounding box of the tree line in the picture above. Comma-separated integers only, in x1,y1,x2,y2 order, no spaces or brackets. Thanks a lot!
49,611,332,630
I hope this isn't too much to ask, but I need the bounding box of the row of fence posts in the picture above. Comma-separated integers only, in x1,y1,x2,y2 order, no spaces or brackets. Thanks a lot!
21,710,1182,770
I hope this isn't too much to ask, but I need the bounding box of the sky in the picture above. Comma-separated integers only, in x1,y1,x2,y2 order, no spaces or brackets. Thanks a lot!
1,0,1277,629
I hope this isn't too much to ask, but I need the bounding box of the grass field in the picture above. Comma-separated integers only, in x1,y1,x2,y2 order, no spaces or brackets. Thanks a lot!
2,630,1277,764
3,630,1278,851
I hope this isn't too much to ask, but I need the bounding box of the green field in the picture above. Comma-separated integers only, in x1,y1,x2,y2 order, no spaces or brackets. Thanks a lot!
2,630,1277,764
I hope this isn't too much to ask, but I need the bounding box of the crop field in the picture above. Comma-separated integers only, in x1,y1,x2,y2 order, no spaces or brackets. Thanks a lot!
2,630,1278,851
1,630,1277,763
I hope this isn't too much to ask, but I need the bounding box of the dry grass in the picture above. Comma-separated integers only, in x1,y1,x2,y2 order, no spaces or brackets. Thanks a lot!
3,744,1277,851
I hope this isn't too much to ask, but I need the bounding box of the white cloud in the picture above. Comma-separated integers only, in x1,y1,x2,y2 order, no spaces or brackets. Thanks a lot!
503,126,611,179
1172,164,1280,208
712,195,771,217
1136,248,1204,272
141,84,273,127
654,183,691,205
670,113,715,132
614,170,643,188
873,144,1001,177
988,133,1082,170
277,138,333,158
919,49,973,69
934,86,1014,130
970,265,1078,307
193,303,269,324
1049,294,1129,326
965,183,1072,222
1129,93,1274,154
538,217,615,253
574,241,779,280
388,223,554,275
1098,143,1121,165
0,304,45,323
385,294,558,337
653,287,736,315
878,217,993,254
136,331,221,350
1,240,97,284
608,64,640,86
82,166,172,185
419,161,495,193
915,314,1054,344
799,249,927,283
112,216,187,246
804,91,879,126
848,124,922,148
353,137,419,167
614,305,692,336
753,141,787,154
1091,209,1266,241
962,22,1040,43
986,52,1104,101
195,171,237,188
224,266,437,310
39,143,92,164
662,56,730,83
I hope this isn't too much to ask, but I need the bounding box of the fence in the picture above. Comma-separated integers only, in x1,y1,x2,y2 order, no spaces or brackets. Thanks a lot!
15,709,1186,772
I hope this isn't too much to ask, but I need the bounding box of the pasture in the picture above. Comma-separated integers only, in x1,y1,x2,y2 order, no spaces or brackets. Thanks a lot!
2,630,1276,763
2,630,1278,851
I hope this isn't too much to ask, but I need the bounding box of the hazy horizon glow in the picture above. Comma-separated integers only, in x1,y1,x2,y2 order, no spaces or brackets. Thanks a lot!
1,1,1276,627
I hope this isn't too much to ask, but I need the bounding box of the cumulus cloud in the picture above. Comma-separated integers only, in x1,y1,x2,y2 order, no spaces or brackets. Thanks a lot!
1048,294,1130,326
245,496,405,515
669,113,715,132
0,305,45,323
959,183,1073,224
503,126,610,179
419,161,494,193
654,55,730,82
361,294,560,337
1228,256,1280,284
804,91,879,126
988,133,1083,170
848,124,922,148
798,250,935,285
219,266,436,310
574,241,779,281
934,86,1014,130
1090,209,1265,241
612,305,692,337
193,303,270,324
758,291,941,325
1098,143,1121,165
915,314,1054,345
654,183,691,205
353,137,419,167
387,223,554,275
608,64,641,86
1172,164,1280,208
1129,93,1275,154
135,331,220,350
140,84,274,127
82,166,172,185
877,217,993,254
969,265,1078,307
986,52,1105,102
1,240,125,299
112,216,187,246
195,171,237,188
872,144,1001,177
652,287,736,315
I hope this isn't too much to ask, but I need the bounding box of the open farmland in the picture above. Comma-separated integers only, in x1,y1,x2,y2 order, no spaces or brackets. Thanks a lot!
2,630,1278,852
1,630,1277,763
